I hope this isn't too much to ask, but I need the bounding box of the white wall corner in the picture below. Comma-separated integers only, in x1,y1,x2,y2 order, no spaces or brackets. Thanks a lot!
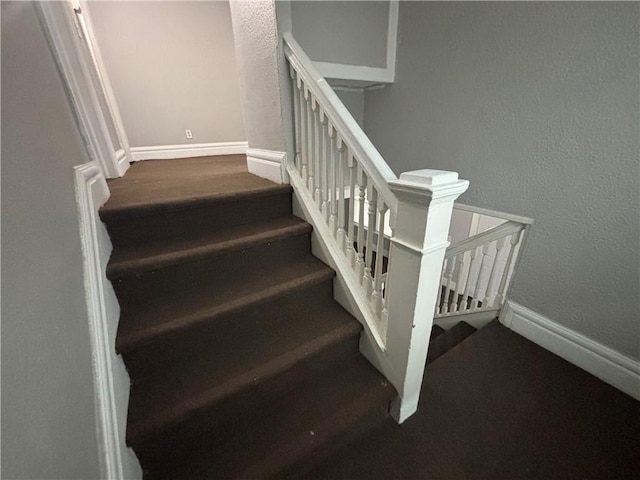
74,161,141,480
246,148,287,184
500,301,640,401
114,149,129,176
130,141,248,161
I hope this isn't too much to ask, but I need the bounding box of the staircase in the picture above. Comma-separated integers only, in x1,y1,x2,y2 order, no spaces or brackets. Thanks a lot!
99,156,395,479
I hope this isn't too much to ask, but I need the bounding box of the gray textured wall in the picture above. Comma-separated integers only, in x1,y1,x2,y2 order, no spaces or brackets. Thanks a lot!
364,2,639,359
88,1,246,147
1,2,101,478
291,1,389,68
335,89,365,127
229,0,288,152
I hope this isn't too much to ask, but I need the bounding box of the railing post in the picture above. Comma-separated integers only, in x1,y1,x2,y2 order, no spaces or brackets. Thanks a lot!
385,169,469,423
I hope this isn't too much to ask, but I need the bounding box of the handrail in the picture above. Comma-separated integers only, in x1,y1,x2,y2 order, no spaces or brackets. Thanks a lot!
453,202,535,225
283,32,398,214
446,221,524,258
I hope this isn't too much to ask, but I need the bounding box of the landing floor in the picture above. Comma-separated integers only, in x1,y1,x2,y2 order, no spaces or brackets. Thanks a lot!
309,321,640,479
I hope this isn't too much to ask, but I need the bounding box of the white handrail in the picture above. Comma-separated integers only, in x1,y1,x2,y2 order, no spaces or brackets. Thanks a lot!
446,221,523,258
453,203,535,225
283,33,398,214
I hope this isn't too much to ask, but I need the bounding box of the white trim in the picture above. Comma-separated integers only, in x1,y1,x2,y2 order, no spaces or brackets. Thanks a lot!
130,141,248,161
77,1,133,166
315,62,394,84
386,0,399,82
36,2,126,178
501,301,640,400
74,162,124,479
114,148,128,171
246,148,286,184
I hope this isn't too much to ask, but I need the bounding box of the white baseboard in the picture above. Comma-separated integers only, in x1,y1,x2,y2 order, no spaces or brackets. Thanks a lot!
74,162,141,479
113,149,130,176
501,301,640,400
246,148,286,184
130,141,248,161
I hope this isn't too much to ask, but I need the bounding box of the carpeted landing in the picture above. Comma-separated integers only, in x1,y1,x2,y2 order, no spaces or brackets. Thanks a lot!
101,156,639,479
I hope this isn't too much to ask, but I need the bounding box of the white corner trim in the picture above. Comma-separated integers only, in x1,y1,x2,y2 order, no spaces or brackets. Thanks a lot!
74,162,124,479
386,0,399,82
314,62,394,84
246,148,286,184
114,149,129,175
501,301,640,400
130,141,248,161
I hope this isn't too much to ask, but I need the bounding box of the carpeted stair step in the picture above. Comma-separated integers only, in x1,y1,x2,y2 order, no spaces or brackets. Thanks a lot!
128,311,362,470
120,272,337,381
108,220,313,306
426,321,477,365
106,215,310,279
101,170,292,249
145,354,396,480
430,324,446,341
115,255,334,354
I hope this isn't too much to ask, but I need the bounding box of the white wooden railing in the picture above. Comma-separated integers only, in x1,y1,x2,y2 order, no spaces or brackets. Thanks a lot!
436,205,534,322
284,33,470,422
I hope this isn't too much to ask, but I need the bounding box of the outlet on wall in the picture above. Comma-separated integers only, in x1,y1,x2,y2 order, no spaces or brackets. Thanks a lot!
185,129,193,139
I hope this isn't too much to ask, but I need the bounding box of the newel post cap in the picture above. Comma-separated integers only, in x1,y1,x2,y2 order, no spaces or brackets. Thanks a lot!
389,169,469,205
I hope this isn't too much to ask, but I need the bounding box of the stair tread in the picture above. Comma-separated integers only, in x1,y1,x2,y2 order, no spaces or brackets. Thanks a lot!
426,321,477,365
102,169,291,219
150,355,395,480
107,215,310,278
127,306,362,444
116,255,334,353
430,325,446,341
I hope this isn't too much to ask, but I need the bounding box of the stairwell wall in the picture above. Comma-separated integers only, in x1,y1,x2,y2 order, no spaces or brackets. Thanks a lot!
363,2,640,360
1,2,101,477
87,1,246,148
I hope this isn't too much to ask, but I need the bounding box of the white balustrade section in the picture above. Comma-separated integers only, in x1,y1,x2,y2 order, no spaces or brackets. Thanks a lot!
284,33,469,423
435,207,534,321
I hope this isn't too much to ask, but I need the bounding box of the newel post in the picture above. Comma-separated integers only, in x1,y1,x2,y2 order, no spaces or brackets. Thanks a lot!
385,170,469,422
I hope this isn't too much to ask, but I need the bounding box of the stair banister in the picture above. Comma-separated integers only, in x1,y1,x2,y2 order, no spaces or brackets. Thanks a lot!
284,32,470,422
283,33,398,213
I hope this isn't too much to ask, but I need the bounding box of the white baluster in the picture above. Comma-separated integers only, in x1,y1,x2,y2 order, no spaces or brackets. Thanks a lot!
484,237,506,306
442,256,456,314
306,95,315,193
372,198,388,315
328,127,337,229
300,85,309,184
310,99,321,204
336,144,347,247
471,243,490,309
459,247,480,312
346,153,357,266
290,68,301,172
356,167,367,281
450,255,465,313
319,112,328,217
496,229,522,307
364,185,377,296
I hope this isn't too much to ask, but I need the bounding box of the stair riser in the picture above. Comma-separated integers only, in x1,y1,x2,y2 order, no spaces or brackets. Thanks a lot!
101,192,292,249
131,333,362,471
112,233,312,307
271,398,391,480
120,280,335,378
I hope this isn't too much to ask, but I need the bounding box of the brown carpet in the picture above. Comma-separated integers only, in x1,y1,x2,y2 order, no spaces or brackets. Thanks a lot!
308,320,640,480
99,156,396,479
